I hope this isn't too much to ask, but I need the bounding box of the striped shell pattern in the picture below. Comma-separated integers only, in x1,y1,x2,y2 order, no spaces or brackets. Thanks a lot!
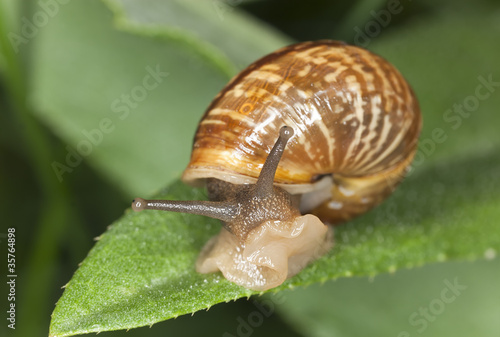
182,40,421,225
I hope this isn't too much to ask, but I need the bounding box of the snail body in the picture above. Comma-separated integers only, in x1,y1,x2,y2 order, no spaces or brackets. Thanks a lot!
132,40,421,291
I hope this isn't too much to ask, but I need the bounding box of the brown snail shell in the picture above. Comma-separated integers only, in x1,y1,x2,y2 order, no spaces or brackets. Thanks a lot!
183,40,421,224
133,40,421,291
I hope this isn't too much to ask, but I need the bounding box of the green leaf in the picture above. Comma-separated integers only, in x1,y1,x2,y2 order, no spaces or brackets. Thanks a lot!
49,145,500,336
49,181,246,337
30,0,289,197
103,0,292,69
276,258,500,337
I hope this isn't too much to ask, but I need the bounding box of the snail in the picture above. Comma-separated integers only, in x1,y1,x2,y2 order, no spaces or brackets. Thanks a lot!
132,40,421,291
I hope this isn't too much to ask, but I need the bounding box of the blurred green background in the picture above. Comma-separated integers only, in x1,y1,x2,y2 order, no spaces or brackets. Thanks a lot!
1,0,499,336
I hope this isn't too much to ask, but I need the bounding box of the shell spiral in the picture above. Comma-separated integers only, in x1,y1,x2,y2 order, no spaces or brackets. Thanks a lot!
182,40,421,224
